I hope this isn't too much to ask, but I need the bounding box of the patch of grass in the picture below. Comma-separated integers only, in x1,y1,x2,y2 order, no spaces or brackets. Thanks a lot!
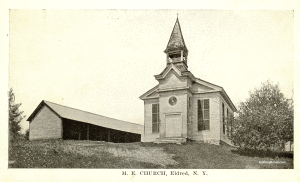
139,141,293,169
9,140,293,169
9,140,161,168
159,141,293,169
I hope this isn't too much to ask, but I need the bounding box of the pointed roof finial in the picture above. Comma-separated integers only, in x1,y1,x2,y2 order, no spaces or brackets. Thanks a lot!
164,16,188,54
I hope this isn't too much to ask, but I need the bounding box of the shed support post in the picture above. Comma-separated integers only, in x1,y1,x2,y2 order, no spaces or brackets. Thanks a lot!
61,119,63,139
108,130,110,142
79,126,81,140
87,124,89,140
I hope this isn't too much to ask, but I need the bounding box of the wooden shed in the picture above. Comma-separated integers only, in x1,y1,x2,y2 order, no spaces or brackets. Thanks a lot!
27,100,143,142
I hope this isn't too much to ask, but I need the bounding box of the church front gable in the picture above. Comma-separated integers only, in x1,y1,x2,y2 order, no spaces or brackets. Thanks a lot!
159,69,188,91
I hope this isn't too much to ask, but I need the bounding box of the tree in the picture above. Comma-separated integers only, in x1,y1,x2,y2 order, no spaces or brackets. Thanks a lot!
9,88,26,141
230,80,293,151
24,129,30,140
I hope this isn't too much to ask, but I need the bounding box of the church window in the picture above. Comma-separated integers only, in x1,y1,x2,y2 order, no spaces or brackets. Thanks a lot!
188,96,192,108
198,99,210,131
227,108,229,136
152,104,160,133
227,108,229,117
169,96,177,106
222,103,225,134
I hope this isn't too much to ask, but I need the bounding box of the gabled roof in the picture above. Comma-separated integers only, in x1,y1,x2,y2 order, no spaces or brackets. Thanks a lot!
155,63,196,83
140,64,237,111
194,78,223,91
164,18,188,53
194,78,237,112
27,100,143,134
155,63,183,79
139,85,159,100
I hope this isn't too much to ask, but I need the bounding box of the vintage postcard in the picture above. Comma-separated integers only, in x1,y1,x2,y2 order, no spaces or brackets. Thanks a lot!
2,1,299,182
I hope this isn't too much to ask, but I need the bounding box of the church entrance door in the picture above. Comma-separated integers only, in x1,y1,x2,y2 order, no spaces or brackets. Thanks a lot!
165,114,182,137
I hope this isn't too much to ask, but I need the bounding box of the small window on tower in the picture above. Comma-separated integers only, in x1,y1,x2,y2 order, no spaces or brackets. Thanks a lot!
168,53,181,62
169,53,181,58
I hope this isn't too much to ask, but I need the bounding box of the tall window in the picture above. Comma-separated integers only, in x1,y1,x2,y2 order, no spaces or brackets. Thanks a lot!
227,108,229,119
222,103,225,134
198,99,210,131
152,104,160,133
227,108,230,137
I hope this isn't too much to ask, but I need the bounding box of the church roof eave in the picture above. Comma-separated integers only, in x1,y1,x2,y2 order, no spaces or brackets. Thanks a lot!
193,78,237,112
194,78,223,90
220,89,237,112
139,85,159,100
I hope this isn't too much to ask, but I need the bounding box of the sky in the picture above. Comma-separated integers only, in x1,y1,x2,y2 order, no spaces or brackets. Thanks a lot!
9,10,293,132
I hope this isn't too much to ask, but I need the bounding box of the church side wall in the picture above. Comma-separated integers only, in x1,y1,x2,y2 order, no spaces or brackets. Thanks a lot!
29,105,62,140
143,98,160,142
192,92,221,144
219,95,234,142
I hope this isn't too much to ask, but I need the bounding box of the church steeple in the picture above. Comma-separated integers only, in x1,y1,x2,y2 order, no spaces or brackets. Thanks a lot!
164,17,188,68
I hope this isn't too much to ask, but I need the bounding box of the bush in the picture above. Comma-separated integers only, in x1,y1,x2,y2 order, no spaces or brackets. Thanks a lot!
230,80,293,151
25,129,30,140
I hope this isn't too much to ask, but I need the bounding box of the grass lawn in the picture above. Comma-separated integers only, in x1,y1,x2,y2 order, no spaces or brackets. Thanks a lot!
8,139,293,169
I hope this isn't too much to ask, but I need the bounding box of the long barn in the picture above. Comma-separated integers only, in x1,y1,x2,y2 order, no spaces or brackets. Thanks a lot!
27,100,143,143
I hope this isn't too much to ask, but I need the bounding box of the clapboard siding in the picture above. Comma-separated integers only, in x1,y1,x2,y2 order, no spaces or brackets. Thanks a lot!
29,105,62,140
192,92,221,144
143,98,159,142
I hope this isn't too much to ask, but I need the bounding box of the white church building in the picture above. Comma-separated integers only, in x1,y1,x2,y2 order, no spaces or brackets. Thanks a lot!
140,18,237,144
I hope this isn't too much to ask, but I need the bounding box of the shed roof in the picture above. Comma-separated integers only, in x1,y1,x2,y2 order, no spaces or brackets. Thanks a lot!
27,100,143,134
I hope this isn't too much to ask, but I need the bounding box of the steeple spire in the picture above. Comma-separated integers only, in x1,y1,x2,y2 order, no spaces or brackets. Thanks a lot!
164,17,188,68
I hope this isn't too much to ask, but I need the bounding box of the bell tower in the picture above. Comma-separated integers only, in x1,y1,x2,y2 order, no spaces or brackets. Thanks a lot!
164,17,189,70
